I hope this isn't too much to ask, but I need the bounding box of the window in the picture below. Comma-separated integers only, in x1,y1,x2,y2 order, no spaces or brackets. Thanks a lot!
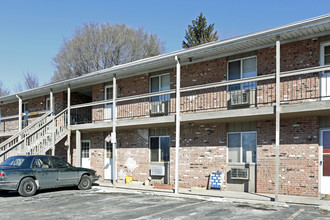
22,102,28,128
150,74,170,102
81,141,90,159
46,97,55,111
150,136,170,162
105,85,113,101
52,157,71,168
325,45,330,65
32,157,52,169
228,132,256,163
106,141,112,158
228,57,257,91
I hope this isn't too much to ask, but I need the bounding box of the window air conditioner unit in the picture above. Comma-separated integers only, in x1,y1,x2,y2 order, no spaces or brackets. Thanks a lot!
150,101,168,115
231,168,249,180
230,90,250,106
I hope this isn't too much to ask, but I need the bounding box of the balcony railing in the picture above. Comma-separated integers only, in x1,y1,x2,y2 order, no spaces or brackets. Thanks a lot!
66,65,330,125
1,65,329,129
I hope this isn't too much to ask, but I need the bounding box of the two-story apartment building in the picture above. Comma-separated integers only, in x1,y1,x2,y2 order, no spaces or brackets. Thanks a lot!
1,15,330,198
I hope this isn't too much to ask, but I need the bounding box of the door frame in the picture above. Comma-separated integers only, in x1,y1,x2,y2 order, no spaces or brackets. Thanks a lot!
104,140,113,180
104,85,113,121
319,128,330,195
81,140,91,168
320,41,330,100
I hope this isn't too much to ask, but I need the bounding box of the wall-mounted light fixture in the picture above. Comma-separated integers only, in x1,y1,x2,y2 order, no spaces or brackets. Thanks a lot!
309,51,313,58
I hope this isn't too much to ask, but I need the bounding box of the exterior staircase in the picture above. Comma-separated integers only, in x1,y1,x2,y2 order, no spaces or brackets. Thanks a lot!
0,108,68,162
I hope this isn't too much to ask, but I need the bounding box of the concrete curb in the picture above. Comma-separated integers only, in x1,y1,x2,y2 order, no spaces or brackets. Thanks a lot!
94,182,330,211
94,185,290,209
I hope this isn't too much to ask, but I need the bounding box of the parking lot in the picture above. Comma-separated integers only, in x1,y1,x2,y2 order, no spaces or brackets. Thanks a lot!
0,186,328,219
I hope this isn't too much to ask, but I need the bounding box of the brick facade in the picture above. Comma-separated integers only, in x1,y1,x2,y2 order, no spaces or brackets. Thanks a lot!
1,36,329,197
257,117,319,197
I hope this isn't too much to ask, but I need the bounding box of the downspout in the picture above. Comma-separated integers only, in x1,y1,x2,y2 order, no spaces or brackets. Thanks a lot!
174,56,181,194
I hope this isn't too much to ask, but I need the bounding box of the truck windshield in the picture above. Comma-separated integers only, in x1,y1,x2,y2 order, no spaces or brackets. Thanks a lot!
0,156,26,167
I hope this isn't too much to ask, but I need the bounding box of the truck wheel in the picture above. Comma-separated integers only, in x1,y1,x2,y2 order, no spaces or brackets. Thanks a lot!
78,175,92,190
18,177,37,197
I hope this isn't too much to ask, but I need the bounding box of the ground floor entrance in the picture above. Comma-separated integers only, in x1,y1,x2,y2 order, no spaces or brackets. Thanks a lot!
320,129,330,194
104,141,113,180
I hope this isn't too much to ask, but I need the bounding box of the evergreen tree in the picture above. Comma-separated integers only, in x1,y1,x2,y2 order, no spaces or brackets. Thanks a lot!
182,13,219,49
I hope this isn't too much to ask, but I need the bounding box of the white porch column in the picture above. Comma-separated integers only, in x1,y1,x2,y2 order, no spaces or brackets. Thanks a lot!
50,89,55,156
275,36,281,202
17,95,22,154
76,130,81,167
67,86,71,163
112,74,117,187
174,56,181,194
17,95,22,133
50,89,54,115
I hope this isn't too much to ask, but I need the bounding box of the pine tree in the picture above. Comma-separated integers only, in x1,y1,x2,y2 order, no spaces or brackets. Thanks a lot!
182,13,219,49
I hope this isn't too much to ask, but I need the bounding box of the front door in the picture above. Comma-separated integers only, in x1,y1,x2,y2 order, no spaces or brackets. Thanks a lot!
104,141,113,180
81,140,91,169
320,129,330,194
320,43,330,99
104,85,113,121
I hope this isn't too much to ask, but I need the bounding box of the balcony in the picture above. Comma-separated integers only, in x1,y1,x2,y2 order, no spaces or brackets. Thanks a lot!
69,65,330,131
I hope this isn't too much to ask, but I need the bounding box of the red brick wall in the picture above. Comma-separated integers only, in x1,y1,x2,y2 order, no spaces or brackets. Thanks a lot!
117,129,150,182
180,58,227,88
92,83,105,122
118,74,149,97
256,117,319,197
0,102,19,132
169,123,227,188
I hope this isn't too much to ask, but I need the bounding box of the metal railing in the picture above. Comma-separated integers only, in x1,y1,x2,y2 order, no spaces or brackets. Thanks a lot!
0,108,68,161
65,65,330,124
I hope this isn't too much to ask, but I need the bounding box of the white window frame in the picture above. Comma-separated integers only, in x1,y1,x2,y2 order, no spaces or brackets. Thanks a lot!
149,135,170,163
46,97,55,111
227,131,257,164
150,73,170,102
104,85,114,101
320,41,330,66
81,140,91,159
227,56,257,90
149,73,170,93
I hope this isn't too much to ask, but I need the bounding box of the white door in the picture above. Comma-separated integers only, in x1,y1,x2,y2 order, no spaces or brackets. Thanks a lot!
320,129,330,194
104,141,113,180
320,43,330,100
81,140,91,168
104,85,113,121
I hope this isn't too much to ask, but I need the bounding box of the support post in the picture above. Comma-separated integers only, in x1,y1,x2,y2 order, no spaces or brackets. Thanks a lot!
50,89,55,155
112,74,117,187
275,36,281,202
76,130,81,167
17,95,22,133
17,95,22,154
67,86,71,163
174,56,181,194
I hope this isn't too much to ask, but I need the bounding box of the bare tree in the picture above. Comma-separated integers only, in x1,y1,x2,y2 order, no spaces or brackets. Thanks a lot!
15,72,39,92
51,23,165,82
0,81,10,97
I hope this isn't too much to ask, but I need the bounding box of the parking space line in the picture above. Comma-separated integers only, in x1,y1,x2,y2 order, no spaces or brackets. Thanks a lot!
151,200,208,217
288,209,305,219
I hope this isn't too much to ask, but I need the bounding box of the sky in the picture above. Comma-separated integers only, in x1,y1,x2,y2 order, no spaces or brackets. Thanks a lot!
0,0,329,93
